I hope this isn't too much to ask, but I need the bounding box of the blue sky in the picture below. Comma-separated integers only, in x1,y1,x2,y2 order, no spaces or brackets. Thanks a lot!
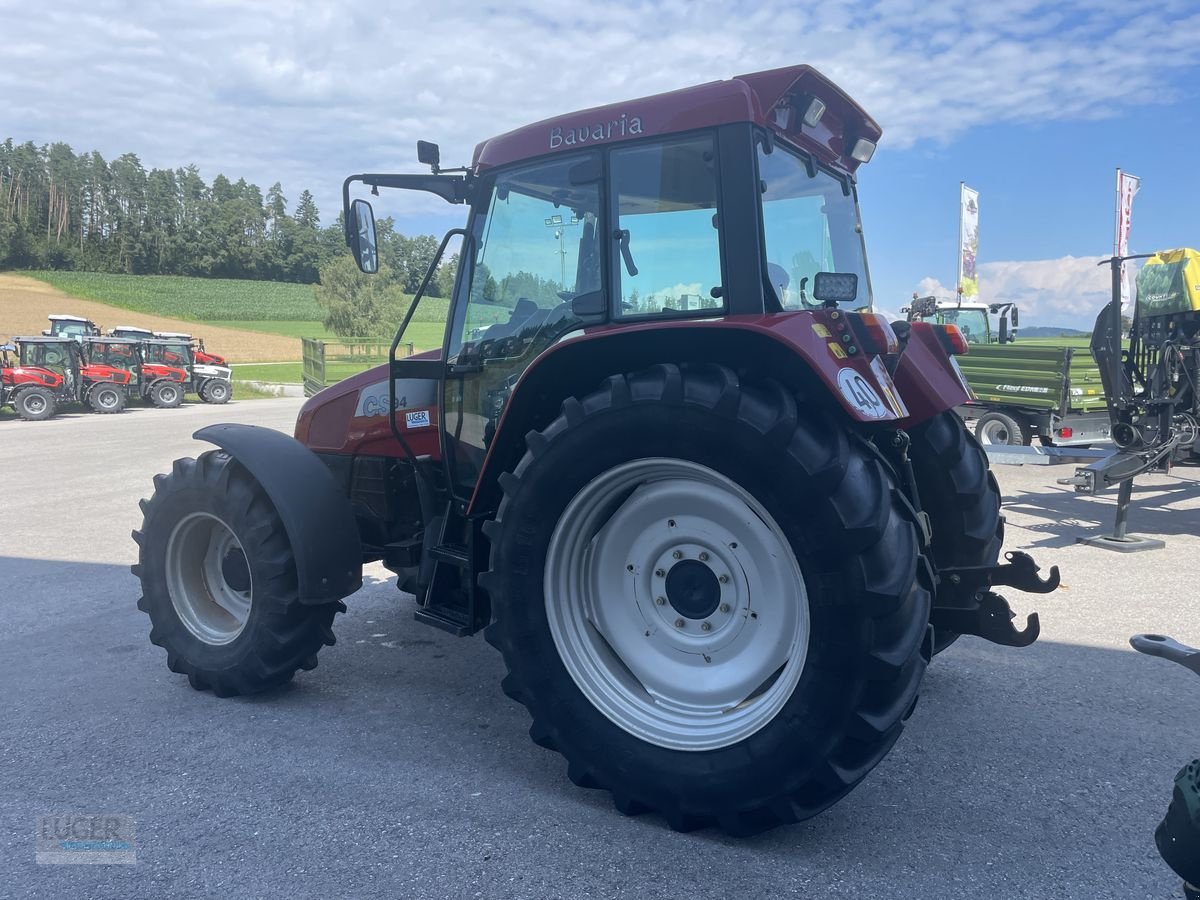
3,0,1198,328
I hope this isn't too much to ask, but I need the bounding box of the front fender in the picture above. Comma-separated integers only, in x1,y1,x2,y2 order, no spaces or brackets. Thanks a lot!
194,424,362,604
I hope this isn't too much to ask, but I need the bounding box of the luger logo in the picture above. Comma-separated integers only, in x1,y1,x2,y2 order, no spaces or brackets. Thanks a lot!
550,113,644,148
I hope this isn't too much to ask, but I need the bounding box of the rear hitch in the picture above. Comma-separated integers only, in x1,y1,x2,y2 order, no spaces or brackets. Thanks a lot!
932,551,1060,648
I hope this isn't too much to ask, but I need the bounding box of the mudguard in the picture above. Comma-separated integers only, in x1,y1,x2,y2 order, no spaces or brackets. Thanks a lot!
194,423,363,604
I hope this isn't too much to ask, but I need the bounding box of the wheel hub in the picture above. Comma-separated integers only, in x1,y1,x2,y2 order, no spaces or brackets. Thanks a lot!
665,558,720,620
165,512,252,645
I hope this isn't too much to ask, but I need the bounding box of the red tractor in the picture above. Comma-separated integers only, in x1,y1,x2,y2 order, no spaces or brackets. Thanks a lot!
83,336,193,409
2,336,131,419
153,331,228,367
133,65,1058,834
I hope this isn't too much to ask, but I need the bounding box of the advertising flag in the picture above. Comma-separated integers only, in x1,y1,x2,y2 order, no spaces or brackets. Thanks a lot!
958,184,980,298
1114,169,1141,309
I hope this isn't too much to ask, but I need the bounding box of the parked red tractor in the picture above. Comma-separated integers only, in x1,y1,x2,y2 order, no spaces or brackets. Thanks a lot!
83,337,191,409
133,65,1058,834
2,336,131,419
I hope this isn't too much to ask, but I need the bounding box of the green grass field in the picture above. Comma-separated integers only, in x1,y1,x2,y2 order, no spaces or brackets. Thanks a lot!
25,271,324,321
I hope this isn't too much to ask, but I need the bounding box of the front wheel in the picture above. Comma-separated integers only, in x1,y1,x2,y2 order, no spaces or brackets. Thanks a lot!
200,379,231,404
483,364,931,834
975,410,1029,446
88,383,127,414
133,451,342,695
16,386,56,421
150,380,183,409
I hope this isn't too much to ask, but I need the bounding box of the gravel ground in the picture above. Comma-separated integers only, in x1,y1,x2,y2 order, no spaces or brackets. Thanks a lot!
1,398,1197,899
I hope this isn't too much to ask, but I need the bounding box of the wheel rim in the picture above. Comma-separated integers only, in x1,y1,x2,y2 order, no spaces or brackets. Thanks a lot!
160,385,179,404
25,394,46,414
978,418,1014,445
97,389,119,409
211,382,228,400
165,512,252,645
544,458,810,752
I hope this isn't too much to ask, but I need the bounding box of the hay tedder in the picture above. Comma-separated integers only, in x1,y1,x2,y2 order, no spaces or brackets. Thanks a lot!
132,66,1061,833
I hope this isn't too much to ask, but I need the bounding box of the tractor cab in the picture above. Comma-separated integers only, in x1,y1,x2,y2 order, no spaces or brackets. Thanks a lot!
336,64,890,498
43,314,100,341
109,326,155,340
15,336,80,385
83,337,143,378
153,331,226,366
903,295,1019,345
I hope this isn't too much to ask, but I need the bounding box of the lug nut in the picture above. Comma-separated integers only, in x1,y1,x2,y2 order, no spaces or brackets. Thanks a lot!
655,596,666,606
698,552,709,562
719,574,729,584
672,550,683,560
701,622,712,632
655,569,665,578
720,603,731,613
674,618,685,628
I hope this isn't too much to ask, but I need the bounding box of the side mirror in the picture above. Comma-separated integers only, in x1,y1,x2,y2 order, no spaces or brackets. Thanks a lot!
812,271,858,306
347,198,379,274
417,140,441,172
1010,307,1020,328
998,316,1009,344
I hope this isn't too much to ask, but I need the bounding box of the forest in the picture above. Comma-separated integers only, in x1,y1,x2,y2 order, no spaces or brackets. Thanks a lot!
0,137,456,297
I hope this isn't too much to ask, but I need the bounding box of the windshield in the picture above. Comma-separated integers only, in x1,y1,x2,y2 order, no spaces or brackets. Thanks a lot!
89,342,138,369
20,343,73,370
758,142,871,310
144,343,191,365
938,308,988,344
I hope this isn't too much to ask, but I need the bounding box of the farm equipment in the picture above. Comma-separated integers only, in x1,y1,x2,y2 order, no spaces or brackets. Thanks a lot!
42,314,100,341
153,331,228,367
109,326,154,340
149,336,231,404
132,65,1060,834
82,336,191,409
1130,634,1200,899
1061,248,1200,548
904,295,1109,446
2,336,131,419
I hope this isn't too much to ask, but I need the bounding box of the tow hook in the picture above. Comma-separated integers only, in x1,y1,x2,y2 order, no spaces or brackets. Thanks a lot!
932,551,1061,648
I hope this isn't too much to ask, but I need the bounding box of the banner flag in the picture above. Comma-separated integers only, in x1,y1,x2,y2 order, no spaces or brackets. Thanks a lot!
958,184,980,298
1114,169,1141,309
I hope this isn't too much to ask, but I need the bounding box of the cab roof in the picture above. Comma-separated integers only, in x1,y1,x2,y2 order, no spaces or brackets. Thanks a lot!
47,314,93,322
472,65,882,175
13,335,76,344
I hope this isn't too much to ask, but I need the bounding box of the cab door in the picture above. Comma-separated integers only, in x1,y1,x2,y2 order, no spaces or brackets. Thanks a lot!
439,152,606,500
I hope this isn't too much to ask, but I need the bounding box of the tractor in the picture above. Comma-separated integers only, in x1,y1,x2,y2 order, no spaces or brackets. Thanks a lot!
3,336,131,419
82,336,192,410
42,314,101,341
141,336,232,404
153,331,229,368
132,65,1059,834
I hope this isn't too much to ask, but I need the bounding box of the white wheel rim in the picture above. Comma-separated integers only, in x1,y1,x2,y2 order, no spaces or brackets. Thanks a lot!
544,458,810,751
161,385,179,403
165,512,252,645
26,395,46,413
979,419,1014,445
211,382,228,400
97,388,119,409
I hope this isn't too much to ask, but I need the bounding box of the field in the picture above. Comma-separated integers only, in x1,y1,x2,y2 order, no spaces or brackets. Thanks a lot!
23,270,324,321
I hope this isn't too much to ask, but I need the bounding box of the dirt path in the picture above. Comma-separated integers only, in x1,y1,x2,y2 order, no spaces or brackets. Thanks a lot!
0,274,301,362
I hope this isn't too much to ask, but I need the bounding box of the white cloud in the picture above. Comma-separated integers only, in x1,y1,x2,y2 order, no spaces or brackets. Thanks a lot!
908,256,1115,328
2,0,1198,225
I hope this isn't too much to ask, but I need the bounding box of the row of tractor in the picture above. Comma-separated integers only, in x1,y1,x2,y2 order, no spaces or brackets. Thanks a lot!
1,314,233,421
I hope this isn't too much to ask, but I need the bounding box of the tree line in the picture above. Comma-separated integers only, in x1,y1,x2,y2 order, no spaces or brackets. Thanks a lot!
0,138,458,303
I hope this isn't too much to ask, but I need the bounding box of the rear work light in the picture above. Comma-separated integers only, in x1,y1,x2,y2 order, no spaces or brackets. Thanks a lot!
848,313,900,355
935,324,970,355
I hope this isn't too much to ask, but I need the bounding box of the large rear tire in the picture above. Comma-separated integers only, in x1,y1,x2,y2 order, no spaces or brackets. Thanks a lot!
15,386,56,421
908,411,1004,654
133,450,343,696
483,364,931,834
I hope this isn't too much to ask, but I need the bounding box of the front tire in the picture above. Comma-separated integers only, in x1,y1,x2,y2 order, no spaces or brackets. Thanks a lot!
150,380,183,409
975,410,1029,446
908,412,1004,654
200,379,231,404
133,450,342,696
483,364,931,834
16,386,56,421
88,383,127,414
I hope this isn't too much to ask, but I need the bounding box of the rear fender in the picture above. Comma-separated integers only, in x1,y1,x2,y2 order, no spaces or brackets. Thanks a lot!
468,314,921,514
194,423,363,604
891,322,974,428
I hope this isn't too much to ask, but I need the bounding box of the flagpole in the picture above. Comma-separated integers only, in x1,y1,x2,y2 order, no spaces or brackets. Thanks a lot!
1113,168,1122,259
956,181,964,303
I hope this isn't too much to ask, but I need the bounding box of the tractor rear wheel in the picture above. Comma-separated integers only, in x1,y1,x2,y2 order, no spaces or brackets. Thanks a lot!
16,386,56,421
151,380,183,409
133,450,342,696
88,383,127,414
483,364,931,834
200,379,231,404
908,411,1004,654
